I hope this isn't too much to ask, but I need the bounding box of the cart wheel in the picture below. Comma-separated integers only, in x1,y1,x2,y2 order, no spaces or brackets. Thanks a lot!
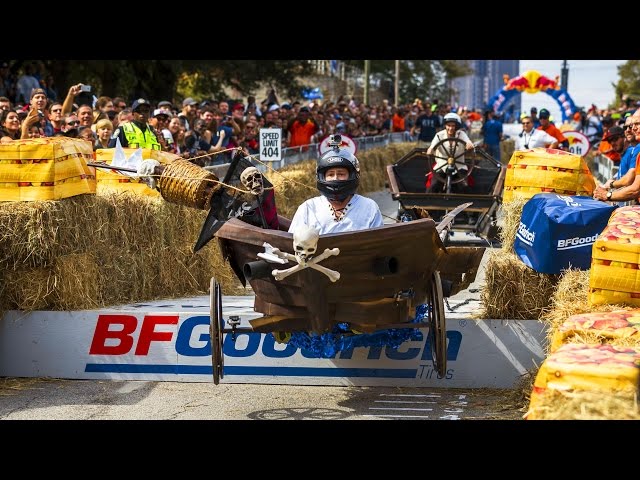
427,271,447,377
209,277,224,385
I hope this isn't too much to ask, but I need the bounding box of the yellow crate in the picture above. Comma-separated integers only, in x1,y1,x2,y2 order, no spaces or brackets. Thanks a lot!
590,206,640,305
503,148,595,203
0,137,95,201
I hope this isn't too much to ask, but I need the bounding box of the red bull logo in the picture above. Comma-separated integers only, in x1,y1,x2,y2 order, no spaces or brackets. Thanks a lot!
503,70,561,94
503,74,530,92
535,75,561,91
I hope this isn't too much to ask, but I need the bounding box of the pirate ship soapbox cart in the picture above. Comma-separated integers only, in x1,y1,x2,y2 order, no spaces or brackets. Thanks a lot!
191,154,486,385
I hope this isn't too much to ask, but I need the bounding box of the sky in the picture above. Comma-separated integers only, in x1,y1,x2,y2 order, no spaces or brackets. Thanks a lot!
518,60,625,121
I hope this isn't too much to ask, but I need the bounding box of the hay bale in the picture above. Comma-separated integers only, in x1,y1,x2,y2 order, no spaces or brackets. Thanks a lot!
53,253,100,310
497,196,528,252
541,268,630,351
478,249,560,319
526,389,640,420
0,192,244,311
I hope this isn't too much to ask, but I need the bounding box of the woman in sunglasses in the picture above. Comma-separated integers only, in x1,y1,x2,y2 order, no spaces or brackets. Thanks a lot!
514,115,558,151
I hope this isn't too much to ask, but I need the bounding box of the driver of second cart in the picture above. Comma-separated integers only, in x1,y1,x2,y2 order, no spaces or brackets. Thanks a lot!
425,112,475,193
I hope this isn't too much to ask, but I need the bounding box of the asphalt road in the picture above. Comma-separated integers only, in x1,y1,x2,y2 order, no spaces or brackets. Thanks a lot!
0,190,530,421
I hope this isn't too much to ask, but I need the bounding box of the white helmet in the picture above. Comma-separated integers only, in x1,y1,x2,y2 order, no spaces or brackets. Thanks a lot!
443,112,462,128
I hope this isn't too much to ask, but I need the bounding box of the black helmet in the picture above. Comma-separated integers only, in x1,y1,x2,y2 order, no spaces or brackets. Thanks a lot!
316,146,360,201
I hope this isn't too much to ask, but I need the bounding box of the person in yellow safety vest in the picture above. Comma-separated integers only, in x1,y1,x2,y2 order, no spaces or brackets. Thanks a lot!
108,98,161,150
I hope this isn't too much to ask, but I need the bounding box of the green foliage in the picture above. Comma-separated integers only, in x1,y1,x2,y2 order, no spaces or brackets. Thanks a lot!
5,60,314,105
344,60,472,105
614,61,640,108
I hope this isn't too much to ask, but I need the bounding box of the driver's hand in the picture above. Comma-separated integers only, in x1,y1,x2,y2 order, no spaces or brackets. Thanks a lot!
466,143,474,150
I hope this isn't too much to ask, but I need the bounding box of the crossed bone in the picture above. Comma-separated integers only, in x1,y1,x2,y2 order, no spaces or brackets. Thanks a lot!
271,247,341,282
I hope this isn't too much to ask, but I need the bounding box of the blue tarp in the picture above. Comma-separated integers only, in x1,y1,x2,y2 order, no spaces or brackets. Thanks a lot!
514,194,617,274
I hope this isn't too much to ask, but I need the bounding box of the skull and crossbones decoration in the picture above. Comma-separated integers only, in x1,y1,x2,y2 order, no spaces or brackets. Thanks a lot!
240,166,264,196
259,225,341,282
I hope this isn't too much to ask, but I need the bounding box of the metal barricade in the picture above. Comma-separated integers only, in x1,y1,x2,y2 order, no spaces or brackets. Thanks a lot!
205,132,416,174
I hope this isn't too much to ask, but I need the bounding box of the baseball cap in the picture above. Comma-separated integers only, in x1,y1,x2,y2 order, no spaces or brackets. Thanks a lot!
299,106,310,113
153,109,170,118
30,88,47,99
538,108,550,119
232,103,244,111
603,125,624,141
158,100,173,108
268,104,280,112
281,102,292,110
182,97,197,107
530,107,537,113
131,98,151,111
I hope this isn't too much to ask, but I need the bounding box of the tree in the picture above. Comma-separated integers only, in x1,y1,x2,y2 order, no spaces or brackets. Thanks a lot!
4,60,315,105
344,60,472,105
613,61,640,107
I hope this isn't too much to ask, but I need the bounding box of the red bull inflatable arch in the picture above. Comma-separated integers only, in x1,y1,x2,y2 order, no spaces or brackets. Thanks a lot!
486,70,577,123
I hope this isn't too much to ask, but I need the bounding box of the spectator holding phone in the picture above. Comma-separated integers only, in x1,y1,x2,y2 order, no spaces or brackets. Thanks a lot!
29,88,54,136
62,83,91,115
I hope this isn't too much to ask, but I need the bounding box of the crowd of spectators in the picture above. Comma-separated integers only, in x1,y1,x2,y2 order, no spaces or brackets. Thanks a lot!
3,61,636,168
0,65,482,166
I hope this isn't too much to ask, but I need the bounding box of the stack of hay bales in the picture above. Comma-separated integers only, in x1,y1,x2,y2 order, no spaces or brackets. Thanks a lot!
479,196,560,320
525,210,640,420
0,139,417,311
0,193,242,311
479,148,598,320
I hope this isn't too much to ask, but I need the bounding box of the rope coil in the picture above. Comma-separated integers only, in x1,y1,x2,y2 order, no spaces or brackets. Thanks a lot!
158,159,221,209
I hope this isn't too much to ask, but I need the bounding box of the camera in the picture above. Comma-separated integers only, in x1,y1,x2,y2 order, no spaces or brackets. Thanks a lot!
37,110,44,119
80,85,91,93
328,134,342,148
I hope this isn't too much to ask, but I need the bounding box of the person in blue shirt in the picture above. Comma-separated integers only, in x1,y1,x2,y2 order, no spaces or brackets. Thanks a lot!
481,110,503,162
614,119,639,180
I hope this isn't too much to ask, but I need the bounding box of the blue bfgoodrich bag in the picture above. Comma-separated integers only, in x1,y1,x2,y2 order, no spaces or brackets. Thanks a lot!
514,194,617,274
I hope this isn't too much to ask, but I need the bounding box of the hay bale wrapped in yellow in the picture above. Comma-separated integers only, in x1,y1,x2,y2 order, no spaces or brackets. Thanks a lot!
549,309,640,353
0,137,95,201
526,343,640,419
94,148,180,196
503,148,595,203
589,206,640,307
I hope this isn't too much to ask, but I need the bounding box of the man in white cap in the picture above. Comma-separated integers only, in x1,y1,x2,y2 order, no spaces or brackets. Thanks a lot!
150,108,174,151
179,97,198,131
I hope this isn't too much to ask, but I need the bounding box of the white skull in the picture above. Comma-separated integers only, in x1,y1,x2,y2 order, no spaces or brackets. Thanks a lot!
240,166,264,196
293,225,319,264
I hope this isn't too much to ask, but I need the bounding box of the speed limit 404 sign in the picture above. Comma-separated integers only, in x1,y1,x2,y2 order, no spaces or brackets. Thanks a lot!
563,131,591,157
259,128,281,161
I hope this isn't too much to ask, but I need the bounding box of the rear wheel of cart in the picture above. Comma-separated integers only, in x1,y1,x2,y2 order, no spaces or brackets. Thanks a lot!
209,277,224,385
426,270,447,377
